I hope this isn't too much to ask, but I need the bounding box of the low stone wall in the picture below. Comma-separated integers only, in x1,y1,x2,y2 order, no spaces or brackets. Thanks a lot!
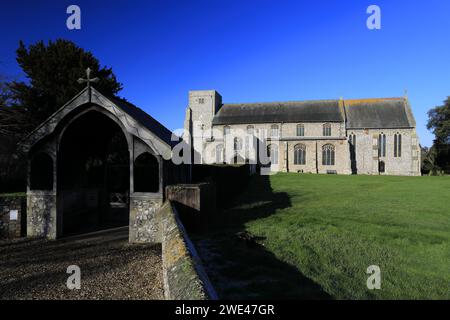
159,201,217,300
192,164,250,209
0,195,26,239
166,183,216,232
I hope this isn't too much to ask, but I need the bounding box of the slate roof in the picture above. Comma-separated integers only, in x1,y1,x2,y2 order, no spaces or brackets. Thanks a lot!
20,87,177,150
344,98,415,129
106,95,177,147
212,100,344,125
212,97,415,129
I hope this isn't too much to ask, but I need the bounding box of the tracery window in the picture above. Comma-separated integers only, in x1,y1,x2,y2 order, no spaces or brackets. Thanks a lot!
322,144,335,166
294,144,306,165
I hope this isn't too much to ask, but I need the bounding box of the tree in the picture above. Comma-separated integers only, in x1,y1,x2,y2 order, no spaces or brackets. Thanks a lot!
0,75,10,103
427,97,450,174
0,75,28,192
427,97,450,144
421,146,440,176
0,39,123,192
421,144,450,176
8,39,122,129
0,77,30,136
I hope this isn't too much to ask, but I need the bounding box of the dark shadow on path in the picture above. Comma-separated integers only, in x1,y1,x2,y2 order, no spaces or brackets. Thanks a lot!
192,175,332,300
0,227,163,300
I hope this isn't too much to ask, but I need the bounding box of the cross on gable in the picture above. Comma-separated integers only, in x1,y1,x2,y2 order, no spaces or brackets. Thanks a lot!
77,67,99,88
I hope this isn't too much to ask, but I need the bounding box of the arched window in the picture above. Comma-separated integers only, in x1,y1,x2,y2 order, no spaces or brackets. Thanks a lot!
267,144,279,165
223,126,231,137
134,152,159,193
349,133,356,154
215,144,224,164
233,155,245,165
378,133,386,157
349,133,357,173
322,144,335,166
270,125,279,137
323,123,331,137
245,126,255,160
30,153,53,191
379,161,386,173
394,133,402,158
349,133,356,148
294,144,306,165
234,137,243,152
297,124,305,137
245,137,249,156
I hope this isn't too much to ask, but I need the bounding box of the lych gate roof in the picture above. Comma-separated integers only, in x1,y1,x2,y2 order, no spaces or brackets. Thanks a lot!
212,97,415,129
345,98,415,129
212,100,344,125
106,95,176,147
20,86,176,157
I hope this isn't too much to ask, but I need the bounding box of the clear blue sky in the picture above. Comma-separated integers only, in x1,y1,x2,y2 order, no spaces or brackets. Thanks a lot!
1,0,450,147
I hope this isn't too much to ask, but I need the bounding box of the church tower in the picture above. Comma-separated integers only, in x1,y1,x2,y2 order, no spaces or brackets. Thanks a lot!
184,90,222,163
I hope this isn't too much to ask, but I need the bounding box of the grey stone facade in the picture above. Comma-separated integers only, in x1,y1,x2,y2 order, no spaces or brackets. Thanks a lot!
185,91,421,176
347,128,420,176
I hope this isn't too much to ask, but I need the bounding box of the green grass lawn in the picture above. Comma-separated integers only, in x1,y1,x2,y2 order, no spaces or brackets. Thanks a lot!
195,174,450,300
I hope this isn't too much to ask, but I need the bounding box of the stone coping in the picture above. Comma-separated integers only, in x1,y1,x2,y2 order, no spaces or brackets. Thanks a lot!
160,201,217,300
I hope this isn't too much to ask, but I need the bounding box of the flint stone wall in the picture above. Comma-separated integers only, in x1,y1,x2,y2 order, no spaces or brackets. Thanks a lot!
27,192,57,239
129,196,163,243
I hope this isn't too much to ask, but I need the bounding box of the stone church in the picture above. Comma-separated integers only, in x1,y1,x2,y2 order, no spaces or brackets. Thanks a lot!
19,80,420,242
184,90,421,176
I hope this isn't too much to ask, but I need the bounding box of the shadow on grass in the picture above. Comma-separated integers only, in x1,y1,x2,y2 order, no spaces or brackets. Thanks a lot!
192,175,332,300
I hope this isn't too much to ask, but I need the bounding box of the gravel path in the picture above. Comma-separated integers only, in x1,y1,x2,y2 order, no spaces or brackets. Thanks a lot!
0,227,164,300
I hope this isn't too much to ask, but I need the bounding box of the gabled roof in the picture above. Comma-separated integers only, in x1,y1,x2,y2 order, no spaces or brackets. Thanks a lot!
344,98,415,129
211,96,416,129
20,87,177,156
212,100,344,125
105,95,176,147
